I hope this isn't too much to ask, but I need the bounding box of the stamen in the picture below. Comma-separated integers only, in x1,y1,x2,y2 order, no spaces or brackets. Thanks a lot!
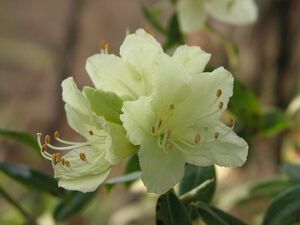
194,133,201,144
52,154,58,165
169,104,175,110
151,126,155,134
89,130,94,136
79,153,87,162
165,142,173,150
145,26,154,35
156,118,162,130
54,131,59,139
216,89,222,97
229,118,235,127
41,144,47,152
218,101,224,110
100,41,111,54
61,159,66,166
45,135,51,144
65,160,70,167
214,132,219,139
56,153,62,163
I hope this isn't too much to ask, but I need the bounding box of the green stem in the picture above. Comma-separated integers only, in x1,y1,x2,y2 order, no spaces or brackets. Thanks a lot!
204,23,239,68
0,185,38,225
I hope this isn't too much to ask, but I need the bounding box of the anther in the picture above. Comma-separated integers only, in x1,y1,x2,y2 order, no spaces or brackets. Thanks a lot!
89,130,94,136
156,118,162,130
56,153,62,163
45,135,51,144
169,104,175,110
61,159,66,166
100,41,111,53
229,118,235,127
216,89,222,97
145,26,154,35
65,160,70,167
151,126,155,134
194,133,201,144
214,132,219,139
218,101,224,110
79,153,87,162
52,154,57,165
165,142,173,150
54,131,59,139
41,144,48,152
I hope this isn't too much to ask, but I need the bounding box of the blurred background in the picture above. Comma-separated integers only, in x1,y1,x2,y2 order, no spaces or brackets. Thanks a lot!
0,0,299,225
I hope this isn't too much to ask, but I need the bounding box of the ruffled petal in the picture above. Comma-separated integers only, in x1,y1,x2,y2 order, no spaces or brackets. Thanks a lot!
54,146,111,192
172,45,211,75
206,0,258,25
177,0,207,33
86,54,145,100
139,138,186,194
186,122,248,167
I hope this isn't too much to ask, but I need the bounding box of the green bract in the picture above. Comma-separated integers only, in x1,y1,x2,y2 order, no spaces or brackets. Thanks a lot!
37,77,136,192
177,0,258,33
86,29,248,194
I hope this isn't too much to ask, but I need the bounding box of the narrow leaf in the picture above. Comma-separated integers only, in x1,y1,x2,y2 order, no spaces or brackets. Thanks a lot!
179,164,216,203
54,191,96,222
163,13,184,50
0,162,64,197
156,191,193,225
141,5,165,34
194,202,247,225
262,184,300,225
0,128,39,152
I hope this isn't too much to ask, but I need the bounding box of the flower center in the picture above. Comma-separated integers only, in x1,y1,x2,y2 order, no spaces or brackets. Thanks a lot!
36,130,105,167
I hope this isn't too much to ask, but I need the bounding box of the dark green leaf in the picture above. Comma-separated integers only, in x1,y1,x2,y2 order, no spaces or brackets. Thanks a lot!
262,184,300,225
0,128,39,152
163,13,184,50
281,163,300,183
54,191,96,222
259,108,290,136
141,5,165,34
0,162,64,197
179,164,216,203
229,80,262,130
83,87,123,124
194,202,247,225
156,191,193,225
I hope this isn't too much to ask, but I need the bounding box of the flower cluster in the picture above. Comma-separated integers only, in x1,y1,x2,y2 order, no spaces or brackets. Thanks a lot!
177,0,258,33
37,29,248,194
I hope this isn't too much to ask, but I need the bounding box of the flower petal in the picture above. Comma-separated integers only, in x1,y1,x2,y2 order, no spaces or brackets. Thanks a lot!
86,54,145,100
175,67,234,127
120,29,163,88
54,146,111,192
186,122,248,167
62,77,90,115
121,96,155,145
104,122,137,165
177,0,207,33
139,139,186,194
206,0,258,25
172,45,211,75
65,104,105,139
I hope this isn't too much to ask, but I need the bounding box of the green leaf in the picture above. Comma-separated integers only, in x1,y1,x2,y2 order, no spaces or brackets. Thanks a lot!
281,163,300,183
83,87,123,124
259,108,290,136
218,176,293,210
156,191,193,225
179,164,216,203
0,162,64,197
194,202,247,225
229,80,262,130
262,184,300,225
141,5,165,34
0,128,39,152
54,191,96,222
163,13,184,51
